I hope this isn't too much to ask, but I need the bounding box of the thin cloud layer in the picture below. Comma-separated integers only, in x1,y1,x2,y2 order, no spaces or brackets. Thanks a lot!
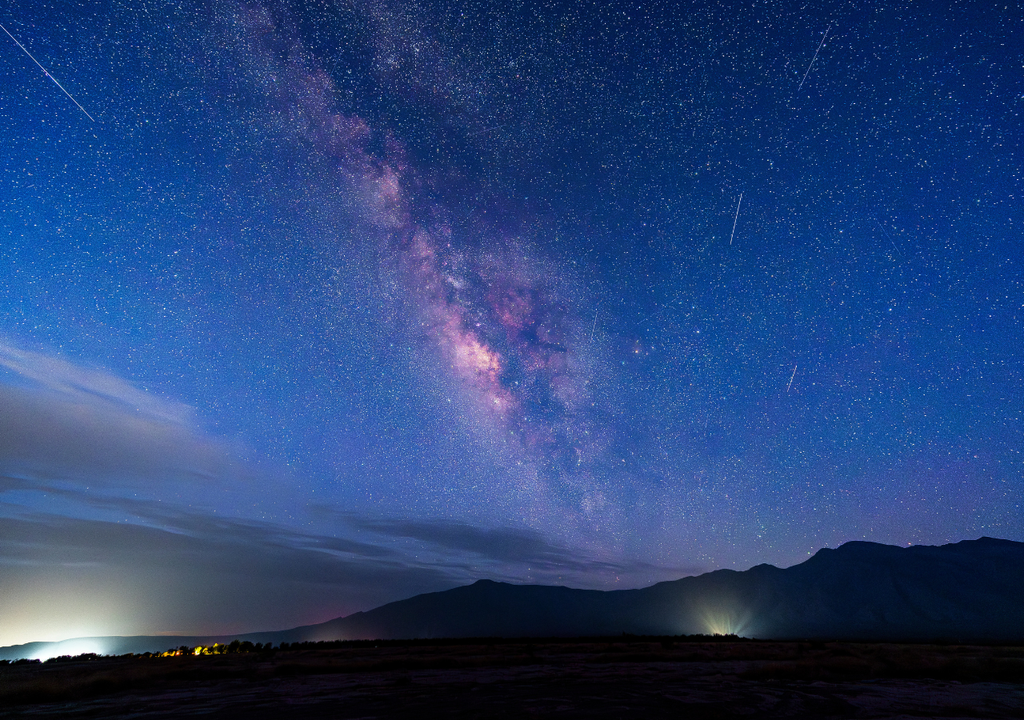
345,515,706,585
0,501,672,647
0,481,696,646
0,343,192,424
0,342,245,489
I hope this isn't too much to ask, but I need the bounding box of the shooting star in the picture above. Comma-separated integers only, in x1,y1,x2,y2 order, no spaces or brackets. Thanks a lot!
728,192,743,245
468,124,506,137
875,219,901,257
787,364,797,392
0,22,95,122
795,23,831,94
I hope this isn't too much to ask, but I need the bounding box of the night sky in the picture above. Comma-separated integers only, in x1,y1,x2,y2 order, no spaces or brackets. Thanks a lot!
1,0,1021,647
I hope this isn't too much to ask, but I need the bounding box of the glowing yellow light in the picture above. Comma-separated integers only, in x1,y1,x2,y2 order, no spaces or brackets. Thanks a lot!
695,599,757,638
702,610,737,636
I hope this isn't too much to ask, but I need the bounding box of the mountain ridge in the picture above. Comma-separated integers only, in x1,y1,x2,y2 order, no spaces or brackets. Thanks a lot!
3,537,1022,660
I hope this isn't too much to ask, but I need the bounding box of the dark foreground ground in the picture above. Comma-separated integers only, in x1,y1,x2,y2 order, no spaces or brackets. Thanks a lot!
2,638,1023,718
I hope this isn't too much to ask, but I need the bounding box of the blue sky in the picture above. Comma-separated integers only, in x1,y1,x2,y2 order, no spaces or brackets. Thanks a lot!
0,0,1021,646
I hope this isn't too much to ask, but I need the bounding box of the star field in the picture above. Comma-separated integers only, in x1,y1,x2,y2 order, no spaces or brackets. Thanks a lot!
0,0,1021,646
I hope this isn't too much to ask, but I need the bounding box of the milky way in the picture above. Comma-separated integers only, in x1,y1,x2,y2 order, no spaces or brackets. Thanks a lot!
216,2,619,533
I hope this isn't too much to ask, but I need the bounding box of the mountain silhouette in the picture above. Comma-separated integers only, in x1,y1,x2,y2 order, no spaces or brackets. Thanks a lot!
281,536,1024,643
3,537,1022,660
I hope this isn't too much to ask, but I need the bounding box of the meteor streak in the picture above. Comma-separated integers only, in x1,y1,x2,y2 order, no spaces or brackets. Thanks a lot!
0,21,95,122
729,192,743,245
795,23,831,94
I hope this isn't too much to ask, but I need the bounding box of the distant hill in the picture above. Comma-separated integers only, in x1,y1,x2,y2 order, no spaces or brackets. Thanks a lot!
3,537,1022,660
282,537,1024,643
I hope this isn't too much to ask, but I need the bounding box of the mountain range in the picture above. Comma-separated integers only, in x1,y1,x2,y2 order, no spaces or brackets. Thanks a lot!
4,537,1022,660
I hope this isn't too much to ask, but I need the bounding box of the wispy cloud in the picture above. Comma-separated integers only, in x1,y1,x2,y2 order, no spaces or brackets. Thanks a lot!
0,342,246,489
0,485,703,646
331,512,708,587
0,343,191,424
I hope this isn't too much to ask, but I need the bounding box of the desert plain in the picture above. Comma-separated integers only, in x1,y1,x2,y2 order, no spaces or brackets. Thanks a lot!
2,637,1023,718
